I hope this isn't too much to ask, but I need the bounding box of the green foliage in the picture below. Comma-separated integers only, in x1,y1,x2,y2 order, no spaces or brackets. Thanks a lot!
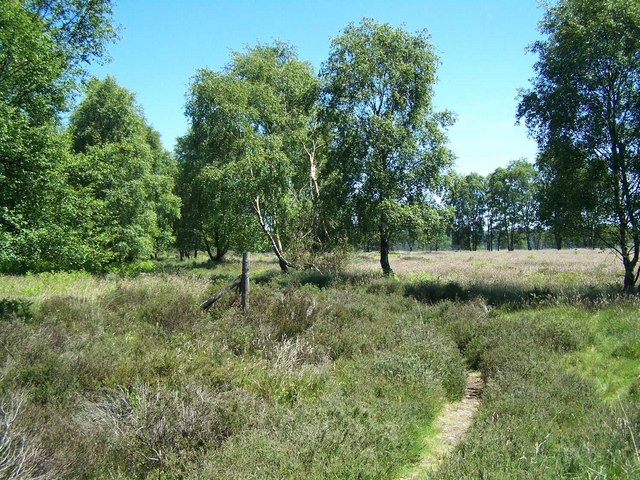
0,114,111,272
446,172,487,250
321,19,454,273
1,4,177,273
0,0,116,121
179,42,322,270
0,0,118,273
486,159,540,251
0,1,66,122
536,144,606,249
0,299,32,321
518,0,640,289
68,77,180,264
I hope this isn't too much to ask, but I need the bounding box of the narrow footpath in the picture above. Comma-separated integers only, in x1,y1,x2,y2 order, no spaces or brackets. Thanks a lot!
399,371,484,479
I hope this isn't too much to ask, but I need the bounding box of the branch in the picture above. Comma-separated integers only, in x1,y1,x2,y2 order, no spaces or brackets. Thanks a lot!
252,196,297,270
596,229,623,258
200,276,241,311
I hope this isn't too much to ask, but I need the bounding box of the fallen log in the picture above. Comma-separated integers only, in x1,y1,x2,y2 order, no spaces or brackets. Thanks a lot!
200,276,241,311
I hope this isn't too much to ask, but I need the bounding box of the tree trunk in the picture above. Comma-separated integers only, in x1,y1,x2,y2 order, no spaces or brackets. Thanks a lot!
215,247,227,262
380,233,393,275
275,257,287,272
253,196,294,273
554,231,562,250
201,234,217,264
623,256,636,292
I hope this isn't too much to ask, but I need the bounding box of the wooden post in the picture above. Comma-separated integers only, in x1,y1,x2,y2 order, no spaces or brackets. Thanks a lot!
241,252,249,312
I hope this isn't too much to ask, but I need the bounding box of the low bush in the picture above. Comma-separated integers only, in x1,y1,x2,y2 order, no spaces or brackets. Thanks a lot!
432,306,640,479
3,259,635,478
76,382,259,477
0,270,465,478
0,392,54,479
0,298,32,322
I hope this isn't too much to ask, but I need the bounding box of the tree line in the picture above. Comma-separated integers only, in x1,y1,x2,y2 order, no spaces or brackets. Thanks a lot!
2,0,640,290
445,158,604,253
1,0,178,272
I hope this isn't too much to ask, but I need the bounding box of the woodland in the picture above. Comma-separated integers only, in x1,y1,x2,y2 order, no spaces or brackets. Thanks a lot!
2,0,640,290
0,1,639,479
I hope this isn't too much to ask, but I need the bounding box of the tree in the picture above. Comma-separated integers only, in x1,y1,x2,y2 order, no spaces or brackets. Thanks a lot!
68,77,179,263
518,0,640,290
446,172,487,250
486,160,539,251
0,0,116,272
536,143,606,249
509,160,539,250
175,116,260,264
0,0,116,122
321,19,454,274
0,115,109,271
486,168,511,251
180,42,321,271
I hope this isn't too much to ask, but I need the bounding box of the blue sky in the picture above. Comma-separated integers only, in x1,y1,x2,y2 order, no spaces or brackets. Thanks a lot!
88,0,544,175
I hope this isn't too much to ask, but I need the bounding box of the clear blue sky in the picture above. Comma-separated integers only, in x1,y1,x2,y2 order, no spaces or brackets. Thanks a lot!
87,0,544,176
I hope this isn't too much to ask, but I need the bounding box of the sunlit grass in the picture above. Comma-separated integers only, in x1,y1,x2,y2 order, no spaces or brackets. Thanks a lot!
564,305,640,402
0,248,638,478
351,248,620,289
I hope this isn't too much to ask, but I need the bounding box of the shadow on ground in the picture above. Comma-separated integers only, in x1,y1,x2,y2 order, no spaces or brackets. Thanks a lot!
265,270,624,310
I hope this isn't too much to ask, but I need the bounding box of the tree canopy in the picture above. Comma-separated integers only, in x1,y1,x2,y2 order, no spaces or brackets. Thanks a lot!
321,19,454,274
178,42,321,271
68,77,179,263
2,4,634,285
0,0,117,272
518,0,640,290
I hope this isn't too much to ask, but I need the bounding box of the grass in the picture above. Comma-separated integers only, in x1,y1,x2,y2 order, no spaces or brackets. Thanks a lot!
351,248,620,290
564,305,640,402
0,248,638,478
0,267,465,478
429,304,640,479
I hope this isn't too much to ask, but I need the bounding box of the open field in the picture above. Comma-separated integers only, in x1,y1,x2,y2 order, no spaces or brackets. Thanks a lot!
0,249,638,478
352,248,621,288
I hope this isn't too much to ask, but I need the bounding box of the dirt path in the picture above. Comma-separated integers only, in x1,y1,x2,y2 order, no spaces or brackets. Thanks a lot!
399,371,484,479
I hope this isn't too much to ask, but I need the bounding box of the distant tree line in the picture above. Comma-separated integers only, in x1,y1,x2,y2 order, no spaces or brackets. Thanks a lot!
444,158,606,252
3,0,640,290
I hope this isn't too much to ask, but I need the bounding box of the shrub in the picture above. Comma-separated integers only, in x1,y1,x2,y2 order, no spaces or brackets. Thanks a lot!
77,382,259,477
0,299,32,322
0,392,54,479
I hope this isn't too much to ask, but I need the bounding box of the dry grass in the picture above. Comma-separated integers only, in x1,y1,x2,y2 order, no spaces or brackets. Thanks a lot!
350,248,620,288
0,248,637,478
0,249,620,305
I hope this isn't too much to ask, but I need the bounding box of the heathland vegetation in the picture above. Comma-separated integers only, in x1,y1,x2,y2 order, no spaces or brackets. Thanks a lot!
1,0,640,478
1,251,639,478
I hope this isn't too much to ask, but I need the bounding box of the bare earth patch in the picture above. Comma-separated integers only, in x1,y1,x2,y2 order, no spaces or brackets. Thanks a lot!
400,371,484,479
